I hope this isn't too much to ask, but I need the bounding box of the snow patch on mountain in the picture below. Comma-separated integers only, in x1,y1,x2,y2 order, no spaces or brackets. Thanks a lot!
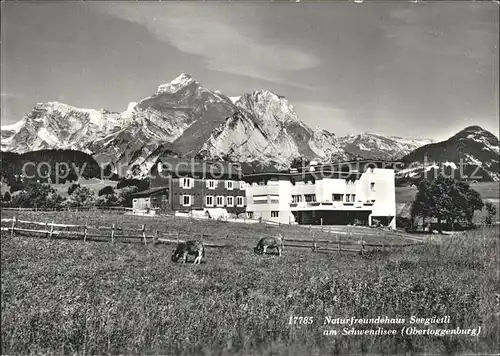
157,73,196,94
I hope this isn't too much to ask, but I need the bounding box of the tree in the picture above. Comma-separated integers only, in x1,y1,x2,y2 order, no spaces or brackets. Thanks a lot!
118,186,139,207
96,193,119,207
411,176,484,232
10,182,64,209
2,191,11,202
484,201,497,225
65,186,96,208
68,183,80,196
98,185,115,196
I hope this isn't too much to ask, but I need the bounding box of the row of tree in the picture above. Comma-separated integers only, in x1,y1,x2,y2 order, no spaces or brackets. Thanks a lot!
1,182,139,210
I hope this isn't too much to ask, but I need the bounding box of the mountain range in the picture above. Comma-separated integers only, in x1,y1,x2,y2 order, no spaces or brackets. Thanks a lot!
1,73,498,181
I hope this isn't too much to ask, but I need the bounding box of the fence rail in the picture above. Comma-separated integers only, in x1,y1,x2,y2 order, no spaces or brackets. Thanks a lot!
1,215,424,255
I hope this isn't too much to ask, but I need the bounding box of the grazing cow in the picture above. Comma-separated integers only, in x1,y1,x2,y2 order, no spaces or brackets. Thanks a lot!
254,234,284,256
171,241,205,264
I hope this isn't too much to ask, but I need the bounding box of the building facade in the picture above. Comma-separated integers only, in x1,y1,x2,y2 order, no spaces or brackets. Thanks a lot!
131,186,169,214
244,161,397,228
149,157,247,215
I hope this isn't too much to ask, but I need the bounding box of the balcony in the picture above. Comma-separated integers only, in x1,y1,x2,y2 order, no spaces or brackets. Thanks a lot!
289,200,371,211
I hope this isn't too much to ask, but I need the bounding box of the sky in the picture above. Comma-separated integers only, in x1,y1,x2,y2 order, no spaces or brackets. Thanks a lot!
1,1,498,141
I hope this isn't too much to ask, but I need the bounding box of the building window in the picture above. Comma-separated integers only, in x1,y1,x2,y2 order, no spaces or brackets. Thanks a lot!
345,194,350,202
305,194,316,202
206,180,217,189
225,181,234,190
332,194,343,201
182,195,191,206
181,177,193,189
239,181,246,190
352,194,356,202
227,196,234,207
205,195,214,207
247,212,254,219
216,196,224,207
236,196,244,207
271,211,279,218
370,182,376,191
292,195,303,203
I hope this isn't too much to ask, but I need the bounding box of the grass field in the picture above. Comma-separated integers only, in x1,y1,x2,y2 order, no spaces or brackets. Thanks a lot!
50,178,119,198
1,211,499,355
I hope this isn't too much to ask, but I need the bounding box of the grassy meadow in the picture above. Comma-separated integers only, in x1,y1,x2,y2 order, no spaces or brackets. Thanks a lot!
1,211,499,355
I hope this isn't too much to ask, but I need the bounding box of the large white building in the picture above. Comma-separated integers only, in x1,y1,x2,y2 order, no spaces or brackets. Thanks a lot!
244,160,397,228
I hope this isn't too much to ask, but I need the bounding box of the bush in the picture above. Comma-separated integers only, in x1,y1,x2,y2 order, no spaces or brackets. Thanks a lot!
118,186,139,207
68,183,80,196
65,186,96,208
98,186,115,196
10,182,64,209
3,191,11,202
96,194,119,207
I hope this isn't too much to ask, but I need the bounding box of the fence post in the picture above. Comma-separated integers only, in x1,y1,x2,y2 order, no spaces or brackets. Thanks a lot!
320,218,323,231
142,224,146,245
154,229,159,244
313,240,317,252
111,224,115,243
45,222,49,239
338,234,341,255
177,231,180,244
83,219,88,242
49,222,54,239
10,216,16,237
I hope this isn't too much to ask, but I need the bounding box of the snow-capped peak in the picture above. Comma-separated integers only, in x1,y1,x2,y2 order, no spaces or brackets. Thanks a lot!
157,73,197,94
229,96,241,104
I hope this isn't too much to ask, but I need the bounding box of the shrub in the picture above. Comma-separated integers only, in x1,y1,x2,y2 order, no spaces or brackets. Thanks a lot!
3,191,11,202
68,183,80,196
10,182,64,209
98,185,115,196
96,194,119,207
118,186,139,207
65,186,96,208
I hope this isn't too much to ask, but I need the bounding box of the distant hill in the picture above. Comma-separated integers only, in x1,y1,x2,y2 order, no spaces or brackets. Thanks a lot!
397,126,499,183
0,149,116,191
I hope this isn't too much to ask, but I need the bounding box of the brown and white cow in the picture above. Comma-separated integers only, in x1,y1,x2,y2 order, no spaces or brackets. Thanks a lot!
171,241,205,264
254,234,284,256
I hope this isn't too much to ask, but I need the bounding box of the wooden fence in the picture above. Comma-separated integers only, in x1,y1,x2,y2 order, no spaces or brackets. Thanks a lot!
0,215,424,255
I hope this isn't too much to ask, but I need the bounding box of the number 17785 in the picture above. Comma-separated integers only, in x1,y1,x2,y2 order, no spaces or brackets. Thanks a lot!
288,316,314,325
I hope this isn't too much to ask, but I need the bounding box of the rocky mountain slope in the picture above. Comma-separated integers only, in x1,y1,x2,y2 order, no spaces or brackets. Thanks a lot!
1,73,462,177
338,133,435,160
